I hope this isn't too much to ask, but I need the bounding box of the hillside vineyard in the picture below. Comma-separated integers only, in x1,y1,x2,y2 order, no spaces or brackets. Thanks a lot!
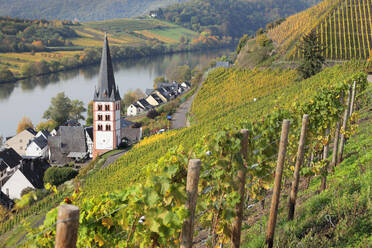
294,0,372,60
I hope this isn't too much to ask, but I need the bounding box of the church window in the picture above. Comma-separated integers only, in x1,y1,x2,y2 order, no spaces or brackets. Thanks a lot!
105,115,110,121
98,115,103,121
106,124,111,131
98,104,103,111
98,125,103,131
105,105,110,111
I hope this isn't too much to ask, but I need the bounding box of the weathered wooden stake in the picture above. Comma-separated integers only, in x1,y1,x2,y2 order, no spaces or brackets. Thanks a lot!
337,85,353,165
320,128,330,191
349,81,357,116
266,120,290,248
181,159,202,248
55,204,80,248
288,114,309,221
231,130,249,248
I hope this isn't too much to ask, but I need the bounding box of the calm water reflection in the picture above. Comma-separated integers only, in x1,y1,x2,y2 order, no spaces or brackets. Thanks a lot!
0,48,233,137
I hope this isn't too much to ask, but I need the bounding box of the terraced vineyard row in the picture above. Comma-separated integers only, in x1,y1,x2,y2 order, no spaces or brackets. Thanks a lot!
290,0,372,60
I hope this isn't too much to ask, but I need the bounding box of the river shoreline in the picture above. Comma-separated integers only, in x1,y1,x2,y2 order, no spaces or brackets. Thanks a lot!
0,44,236,85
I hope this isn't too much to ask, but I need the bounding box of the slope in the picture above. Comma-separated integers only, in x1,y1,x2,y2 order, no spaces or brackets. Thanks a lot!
268,0,372,60
0,0,188,22
155,0,322,39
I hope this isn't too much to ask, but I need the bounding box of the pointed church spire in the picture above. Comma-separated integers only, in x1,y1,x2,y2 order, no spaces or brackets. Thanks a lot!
94,33,121,101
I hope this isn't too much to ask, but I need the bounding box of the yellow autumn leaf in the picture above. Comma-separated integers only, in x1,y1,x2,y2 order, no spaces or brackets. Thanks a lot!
94,234,105,247
102,217,114,229
290,166,295,171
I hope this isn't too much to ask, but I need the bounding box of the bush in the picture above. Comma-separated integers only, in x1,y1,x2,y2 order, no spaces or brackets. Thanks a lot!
20,187,34,197
147,109,159,119
43,167,78,186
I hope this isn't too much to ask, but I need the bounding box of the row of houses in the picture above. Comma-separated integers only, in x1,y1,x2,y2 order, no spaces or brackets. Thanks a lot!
0,118,142,204
127,81,191,116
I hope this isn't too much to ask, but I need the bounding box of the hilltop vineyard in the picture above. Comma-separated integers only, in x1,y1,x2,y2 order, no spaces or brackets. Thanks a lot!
291,0,372,60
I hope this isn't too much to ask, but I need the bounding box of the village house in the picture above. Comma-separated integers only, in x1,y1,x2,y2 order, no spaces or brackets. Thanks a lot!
146,93,164,106
48,126,88,165
121,118,142,144
1,158,50,200
0,148,22,182
5,128,36,156
85,127,94,158
127,103,146,116
25,135,48,158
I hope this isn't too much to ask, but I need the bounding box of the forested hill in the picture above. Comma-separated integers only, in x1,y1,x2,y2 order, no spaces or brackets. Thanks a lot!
154,0,322,39
0,0,188,21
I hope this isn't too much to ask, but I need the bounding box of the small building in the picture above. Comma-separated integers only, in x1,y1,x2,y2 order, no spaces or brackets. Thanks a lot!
181,82,191,89
0,148,22,180
146,93,164,106
154,88,171,102
5,128,36,156
36,130,50,139
48,126,88,165
0,191,14,209
137,99,152,110
85,127,94,158
25,135,48,158
127,103,146,116
145,88,154,96
1,159,50,200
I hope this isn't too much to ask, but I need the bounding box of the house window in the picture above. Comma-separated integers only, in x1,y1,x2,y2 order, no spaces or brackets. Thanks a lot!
106,125,111,131
105,115,110,121
98,115,103,121
98,104,103,111
98,125,103,131
105,105,110,111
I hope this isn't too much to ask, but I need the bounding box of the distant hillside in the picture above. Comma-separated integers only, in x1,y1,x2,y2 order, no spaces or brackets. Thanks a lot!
155,0,322,39
268,0,372,60
0,0,188,21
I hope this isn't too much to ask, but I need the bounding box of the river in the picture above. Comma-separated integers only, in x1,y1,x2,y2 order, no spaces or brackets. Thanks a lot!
0,48,233,137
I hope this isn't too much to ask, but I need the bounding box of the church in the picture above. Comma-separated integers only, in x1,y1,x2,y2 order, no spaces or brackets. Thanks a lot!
92,34,122,159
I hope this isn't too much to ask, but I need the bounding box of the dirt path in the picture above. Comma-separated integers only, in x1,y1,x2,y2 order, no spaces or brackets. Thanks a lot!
170,92,197,129
103,149,130,168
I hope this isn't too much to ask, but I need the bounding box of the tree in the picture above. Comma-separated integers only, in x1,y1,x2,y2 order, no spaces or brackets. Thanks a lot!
86,101,93,126
36,120,58,132
17,116,34,134
147,109,159,119
44,167,78,186
166,65,192,82
0,67,15,83
297,31,325,79
43,92,72,125
153,76,168,88
69,99,86,121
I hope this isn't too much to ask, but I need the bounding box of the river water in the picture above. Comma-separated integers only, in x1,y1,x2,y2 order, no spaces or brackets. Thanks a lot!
0,48,233,137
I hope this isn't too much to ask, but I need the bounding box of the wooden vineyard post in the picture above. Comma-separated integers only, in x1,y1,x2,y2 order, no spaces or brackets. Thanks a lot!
55,204,80,248
320,128,330,191
288,114,309,221
337,85,353,165
266,120,290,248
349,81,357,116
181,159,202,248
231,130,249,248
331,121,341,170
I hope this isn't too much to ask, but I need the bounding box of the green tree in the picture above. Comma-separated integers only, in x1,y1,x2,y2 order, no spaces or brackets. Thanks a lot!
69,99,86,121
0,67,15,82
153,76,168,88
86,101,93,126
43,92,72,125
297,31,325,79
166,65,192,82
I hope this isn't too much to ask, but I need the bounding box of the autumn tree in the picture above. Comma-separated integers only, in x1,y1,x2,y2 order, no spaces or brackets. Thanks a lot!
86,101,93,126
17,116,34,134
36,120,58,132
166,65,192,82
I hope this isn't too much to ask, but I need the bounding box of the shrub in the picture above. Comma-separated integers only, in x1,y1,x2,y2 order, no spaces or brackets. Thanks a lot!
43,167,78,186
147,109,159,119
20,187,34,197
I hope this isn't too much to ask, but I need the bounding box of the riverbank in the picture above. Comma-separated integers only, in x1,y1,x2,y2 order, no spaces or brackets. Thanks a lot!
0,42,236,84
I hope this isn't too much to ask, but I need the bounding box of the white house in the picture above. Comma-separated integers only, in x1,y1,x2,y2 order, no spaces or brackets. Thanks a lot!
1,159,49,200
25,135,48,158
127,103,145,116
0,160,8,187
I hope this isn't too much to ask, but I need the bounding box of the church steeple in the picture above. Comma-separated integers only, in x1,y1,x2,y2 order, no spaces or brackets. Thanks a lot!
94,33,121,101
